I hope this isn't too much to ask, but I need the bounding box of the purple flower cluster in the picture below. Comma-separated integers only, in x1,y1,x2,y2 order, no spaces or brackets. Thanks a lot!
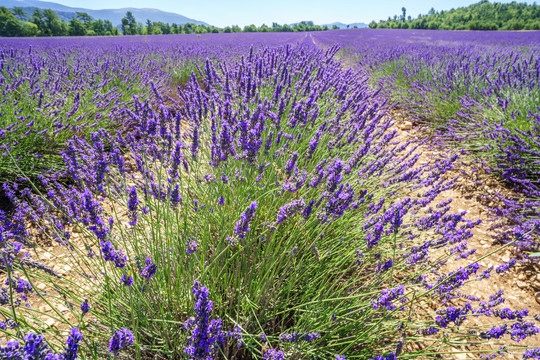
141,257,157,280
436,303,473,328
263,349,285,360
183,281,227,359
234,201,258,239
127,187,139,226
108,328,134,357
523,348,540,359
371,285,407,312
0,328,82,360
276,199,305,224
100,241,127,268
313,29,540,254
81,299,89,316
5,278,32,294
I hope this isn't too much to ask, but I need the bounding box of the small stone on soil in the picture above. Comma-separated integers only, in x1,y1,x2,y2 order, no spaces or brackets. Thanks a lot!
398,121,412,130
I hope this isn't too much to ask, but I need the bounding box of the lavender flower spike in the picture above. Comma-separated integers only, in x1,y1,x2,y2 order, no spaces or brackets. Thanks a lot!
234,201,258,239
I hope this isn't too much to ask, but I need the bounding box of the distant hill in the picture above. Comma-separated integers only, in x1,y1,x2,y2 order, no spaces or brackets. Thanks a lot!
325,22,369,29
370,0,540,30
1,0,209,26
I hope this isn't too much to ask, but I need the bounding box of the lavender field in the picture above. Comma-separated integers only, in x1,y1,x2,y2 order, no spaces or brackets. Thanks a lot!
0,29,539,359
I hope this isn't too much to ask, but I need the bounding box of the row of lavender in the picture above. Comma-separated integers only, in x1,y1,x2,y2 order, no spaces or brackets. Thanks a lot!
312,29,540,253
0,33,304,180
0,33,539,359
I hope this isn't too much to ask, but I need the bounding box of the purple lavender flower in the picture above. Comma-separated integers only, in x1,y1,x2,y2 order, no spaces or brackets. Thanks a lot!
523,348,540,359
184,280,227,359
22,332,50,359
186,241,198,254
495,259,517,274
121,275,133,286
370,353,396,360
141,257,157,280
63,328,83,360
263,349,285,360
6,278,32,294
191,125,199,159
509,321,540,342
228,326,243,348
375,260,393,273
170,185,182,209
480,324,508,340
306,130,322,159
109,328,134,357
81,299,89,316
371,285,407,311
436,303,472,327
276,199,305,224
100,241,127,268
279,332,320,343
0,341,21,358
127,186,138,226
234,201,258,239
285,151,300,176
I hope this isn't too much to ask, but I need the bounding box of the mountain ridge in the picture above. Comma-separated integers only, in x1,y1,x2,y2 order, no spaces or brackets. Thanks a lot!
1,0,210,26
324,22,369,29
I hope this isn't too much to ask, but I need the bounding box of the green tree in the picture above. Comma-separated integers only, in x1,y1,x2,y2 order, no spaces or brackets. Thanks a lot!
156,22,171,34
103,20,114,34
281,24,293,32
90,19,105,35
32,9,45,34
35,9,67,36
373,1,540,31
69,18,86,36
183,23,194,34
145,19,153,34
0,7,25,36
243,24,258,32
12,7,26,21
121,11,137,35
194,25,207,33
76,12,92,25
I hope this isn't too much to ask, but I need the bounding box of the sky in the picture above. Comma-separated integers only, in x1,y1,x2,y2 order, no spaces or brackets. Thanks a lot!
43,0,533,27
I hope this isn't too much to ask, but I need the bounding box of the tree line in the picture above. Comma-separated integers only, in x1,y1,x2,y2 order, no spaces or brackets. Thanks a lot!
369,0,540,30
0,7,333,37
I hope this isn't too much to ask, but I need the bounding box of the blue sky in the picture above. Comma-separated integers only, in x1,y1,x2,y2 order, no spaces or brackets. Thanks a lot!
49,0,533,27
